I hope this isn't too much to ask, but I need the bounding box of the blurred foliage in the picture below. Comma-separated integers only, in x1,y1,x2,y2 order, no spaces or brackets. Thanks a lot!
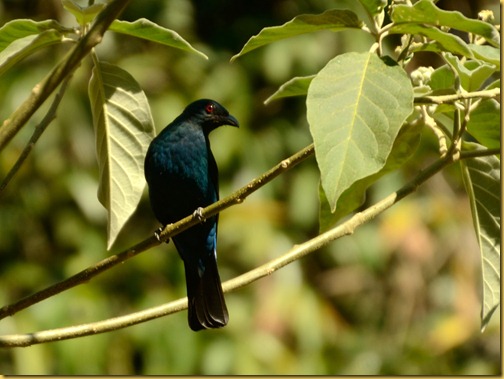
0,0,500,375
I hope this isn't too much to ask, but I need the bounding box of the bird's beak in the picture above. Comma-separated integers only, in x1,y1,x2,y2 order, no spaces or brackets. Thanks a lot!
225,114,239,128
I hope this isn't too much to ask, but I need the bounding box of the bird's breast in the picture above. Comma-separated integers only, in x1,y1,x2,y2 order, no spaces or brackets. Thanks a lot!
145,130,216,224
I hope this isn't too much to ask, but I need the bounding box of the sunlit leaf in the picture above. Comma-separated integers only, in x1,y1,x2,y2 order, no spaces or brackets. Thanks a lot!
391,0,500,46
460,144,500,331
307,52,413,212
88,61,155,249
319,121,422,231
470,44,500,68
358,0,387,31
0,32,65,77
388,23,473,59
429,65,456,91
231,9,363,61
0,18,71,51
62,0,105,25
109,19,208,59
264,75,315,104
316,0,382,34
0,19,70,76
443,53,497,92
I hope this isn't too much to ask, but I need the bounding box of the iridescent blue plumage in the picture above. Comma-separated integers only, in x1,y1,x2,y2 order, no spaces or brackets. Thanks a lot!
144,99,238,331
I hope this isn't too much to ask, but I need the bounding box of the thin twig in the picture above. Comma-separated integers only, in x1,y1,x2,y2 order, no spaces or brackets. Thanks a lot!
0,0,131,152
0,147,497,347
0,144,315,321
459,148,499,159
419,105,448,157
0,76,72,195
414,88,500,104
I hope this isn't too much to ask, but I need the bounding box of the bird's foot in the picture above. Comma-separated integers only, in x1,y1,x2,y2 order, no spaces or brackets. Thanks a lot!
193,207,206,222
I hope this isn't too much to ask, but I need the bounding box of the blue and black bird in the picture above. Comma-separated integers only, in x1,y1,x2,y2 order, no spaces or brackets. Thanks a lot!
144,99,239,331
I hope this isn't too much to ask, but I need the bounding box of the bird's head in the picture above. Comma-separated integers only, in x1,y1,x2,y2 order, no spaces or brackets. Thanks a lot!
183,99,239,134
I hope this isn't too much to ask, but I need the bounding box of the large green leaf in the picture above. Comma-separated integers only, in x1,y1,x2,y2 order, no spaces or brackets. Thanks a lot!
307,52,414,212
319,121,422,231
460,144,500,331
89,61,155,249
390,0,500,47
0,19,70,76
109,19,208,59
231,9,363,61
466,99,501,150
264,75,315,104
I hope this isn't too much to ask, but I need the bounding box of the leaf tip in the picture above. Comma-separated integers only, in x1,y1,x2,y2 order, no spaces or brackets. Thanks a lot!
230,53,240,63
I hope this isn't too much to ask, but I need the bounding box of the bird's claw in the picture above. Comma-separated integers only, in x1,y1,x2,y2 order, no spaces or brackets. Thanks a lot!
154,227,163,241
193,207,205,222
155,226,170,244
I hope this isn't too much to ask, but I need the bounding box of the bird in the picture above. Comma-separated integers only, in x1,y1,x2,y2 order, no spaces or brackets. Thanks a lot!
144,99,239,331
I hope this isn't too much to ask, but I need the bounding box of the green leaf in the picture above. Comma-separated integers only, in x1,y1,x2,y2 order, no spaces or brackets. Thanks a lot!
466,99,501,150
429,64,456,92
469,44,500,68
0,31,65,77
0,19,71,76
359,0,387,16
390,0,500,46
231,9,363,61
0,18,71,52
460,144,500,331
484,79,500,90
358,0,387,31
88,61,156,249
109,19,208,60
388,23,473,59
264,75,315,104
62,0,105,25
444,53,497,92
316,0,382,34
307,52,414,212
319,121,422,231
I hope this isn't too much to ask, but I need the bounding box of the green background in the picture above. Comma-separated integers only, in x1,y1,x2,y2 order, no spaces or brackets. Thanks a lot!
0,0,500,374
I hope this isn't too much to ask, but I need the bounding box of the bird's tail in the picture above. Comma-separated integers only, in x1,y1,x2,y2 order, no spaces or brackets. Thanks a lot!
184,255,229,331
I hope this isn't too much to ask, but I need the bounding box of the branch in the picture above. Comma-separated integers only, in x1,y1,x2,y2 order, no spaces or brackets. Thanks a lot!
0,147,496,347
414,87,500,105
157,144,315,242
0,75,72,195
0,0,131,152
0,144,315,320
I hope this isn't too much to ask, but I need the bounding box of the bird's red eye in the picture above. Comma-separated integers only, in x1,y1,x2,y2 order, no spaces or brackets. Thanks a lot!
205,103,215,114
